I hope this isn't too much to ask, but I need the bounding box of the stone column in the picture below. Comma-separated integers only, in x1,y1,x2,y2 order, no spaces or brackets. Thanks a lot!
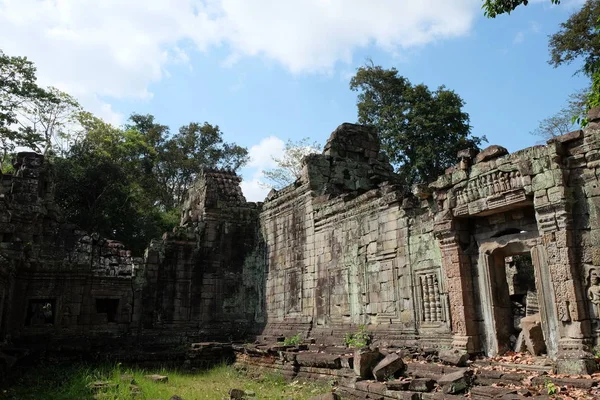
533,139,595,373
434,216,479,353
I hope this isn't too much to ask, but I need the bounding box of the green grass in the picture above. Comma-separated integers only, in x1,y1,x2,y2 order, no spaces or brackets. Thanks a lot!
1,362,332,400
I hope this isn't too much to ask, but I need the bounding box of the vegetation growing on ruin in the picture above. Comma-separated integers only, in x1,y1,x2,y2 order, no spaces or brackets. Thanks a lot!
283,333,302,346
1,362,331,400
344,325,372,349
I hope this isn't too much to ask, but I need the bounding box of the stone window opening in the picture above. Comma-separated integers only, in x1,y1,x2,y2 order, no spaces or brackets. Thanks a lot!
95,298,120,323
25,299,56,326
491,228,526,238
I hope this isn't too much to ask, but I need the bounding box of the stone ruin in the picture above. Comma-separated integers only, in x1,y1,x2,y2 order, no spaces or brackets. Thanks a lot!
2,109,600,395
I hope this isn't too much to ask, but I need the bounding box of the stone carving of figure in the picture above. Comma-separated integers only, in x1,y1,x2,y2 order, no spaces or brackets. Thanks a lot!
587,268,600,319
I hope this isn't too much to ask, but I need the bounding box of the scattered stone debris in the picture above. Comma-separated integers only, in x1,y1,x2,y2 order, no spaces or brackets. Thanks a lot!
145,374,168,383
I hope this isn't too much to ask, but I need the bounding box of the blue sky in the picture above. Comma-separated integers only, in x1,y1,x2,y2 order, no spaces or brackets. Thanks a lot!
0,0,590,201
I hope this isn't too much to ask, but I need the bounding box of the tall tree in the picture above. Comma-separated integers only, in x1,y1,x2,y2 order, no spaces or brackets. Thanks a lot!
15,87,83,156
262,138,321,190
0,49,55,168
350,64,485,185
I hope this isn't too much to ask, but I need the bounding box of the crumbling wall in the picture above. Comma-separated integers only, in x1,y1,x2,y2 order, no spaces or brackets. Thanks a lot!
260,124,450,347
141,170,265,343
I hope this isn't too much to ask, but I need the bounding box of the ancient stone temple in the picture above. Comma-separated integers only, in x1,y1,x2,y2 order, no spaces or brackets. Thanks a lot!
2,109,600,378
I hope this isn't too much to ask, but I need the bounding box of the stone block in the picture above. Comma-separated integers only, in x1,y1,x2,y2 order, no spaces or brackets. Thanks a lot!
145,374,168,383
372,353,405,381
353,348,382,378
438,350,469,367
436,370,468,394
520,313,546,356
408,378,435,392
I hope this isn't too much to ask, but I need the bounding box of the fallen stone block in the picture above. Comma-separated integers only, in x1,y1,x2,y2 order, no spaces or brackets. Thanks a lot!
296,352,341,368
353,348,382,378
408,378,435,392
145,374,168,383
170,396,184,400
229,388,246,399
373,353,405,381
437,370,467,394
520,313,546,356
470,386,517,399
438,349,469,367
385,379,411,391
88,381,118,393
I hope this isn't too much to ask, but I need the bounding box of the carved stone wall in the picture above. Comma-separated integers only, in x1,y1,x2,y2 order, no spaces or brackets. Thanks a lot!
2,109,600,374
260,124,451,348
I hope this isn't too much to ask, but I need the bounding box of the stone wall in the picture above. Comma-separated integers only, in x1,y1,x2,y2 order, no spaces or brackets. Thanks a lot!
2,109,600,375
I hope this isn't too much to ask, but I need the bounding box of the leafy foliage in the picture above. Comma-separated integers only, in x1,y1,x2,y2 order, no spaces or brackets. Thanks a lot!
0,49,55,167
344,325,372,348
350,63,485,185
262,137,321,190
54,112,248,255
283,333,302,346
482,0,560,18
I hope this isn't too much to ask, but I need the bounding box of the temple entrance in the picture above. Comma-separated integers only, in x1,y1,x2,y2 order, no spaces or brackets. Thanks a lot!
478,237,556,357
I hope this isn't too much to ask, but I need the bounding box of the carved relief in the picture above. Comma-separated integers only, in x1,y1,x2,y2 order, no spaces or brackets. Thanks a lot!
455,170,523,207
586,266,600,320
419,273,444,323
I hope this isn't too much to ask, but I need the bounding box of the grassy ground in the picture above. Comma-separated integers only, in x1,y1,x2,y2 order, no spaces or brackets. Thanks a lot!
0,362,332,400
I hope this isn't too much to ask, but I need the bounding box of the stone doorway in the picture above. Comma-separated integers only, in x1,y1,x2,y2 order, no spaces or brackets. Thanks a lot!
478,237,556,357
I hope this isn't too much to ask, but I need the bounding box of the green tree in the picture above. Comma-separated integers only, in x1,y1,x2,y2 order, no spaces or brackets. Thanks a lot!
53,114,177,254
0,49,55,168
261,137,321,190
548,1,600,123
350,64,485,185
482,0,560,18
126,115,250,209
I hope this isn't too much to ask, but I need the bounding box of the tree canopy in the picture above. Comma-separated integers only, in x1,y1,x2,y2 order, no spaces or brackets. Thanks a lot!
350,64,485,185
261,138,321,190
482,0,560,18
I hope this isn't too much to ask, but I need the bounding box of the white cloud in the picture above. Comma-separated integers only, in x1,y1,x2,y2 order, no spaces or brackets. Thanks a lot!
240,173,271,202
513,31,525,44
247,136,285,169
239,136,285,201
0,0,480,119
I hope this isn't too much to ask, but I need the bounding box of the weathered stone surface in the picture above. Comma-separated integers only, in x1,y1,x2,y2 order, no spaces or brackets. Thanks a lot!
437,370,468,394
296,353,341,369
408,378,435,392
438,350,469,367
145,374,168,383
353,349,382,378
474,145,509,164
372,353,405,381
520,314,546,356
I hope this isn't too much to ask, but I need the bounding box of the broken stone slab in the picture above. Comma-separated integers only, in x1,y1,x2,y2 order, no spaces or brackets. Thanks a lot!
470,386,518,399
474,145,509,164
88,381,118,393
520,313,546,356
296,352,341,368
438,349,469,367
531,376,597,389
120,374,135,383
436,370,468,394
353,348,382,378
385,379,411,391
408,378,435,392
372,353,405,381
144,374,168,383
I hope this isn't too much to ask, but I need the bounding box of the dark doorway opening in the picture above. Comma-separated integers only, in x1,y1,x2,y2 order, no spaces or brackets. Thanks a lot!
95,298,119,323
